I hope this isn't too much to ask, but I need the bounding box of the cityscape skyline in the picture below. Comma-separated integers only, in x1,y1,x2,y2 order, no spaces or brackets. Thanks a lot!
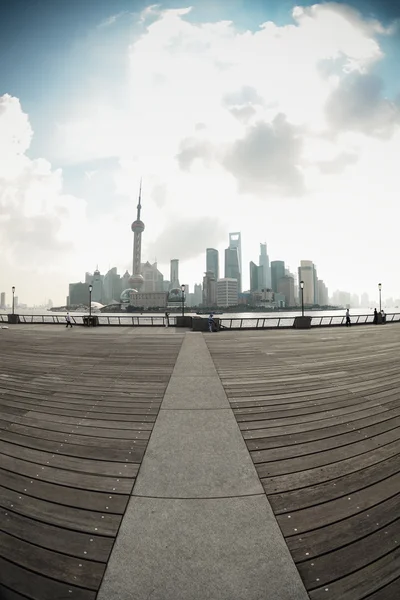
1,1,400,305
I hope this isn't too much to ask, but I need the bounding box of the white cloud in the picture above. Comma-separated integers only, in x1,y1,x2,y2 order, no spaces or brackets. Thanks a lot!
4,3,400,301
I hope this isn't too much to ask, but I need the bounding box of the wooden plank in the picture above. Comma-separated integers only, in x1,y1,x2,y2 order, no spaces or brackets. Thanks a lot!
0,485,120,536
0,509,113,561
206,327,400,600
308,547,400,600
298,519,400,590
270,454,400,513
0,531,105,589
0,454,136,493
287,495,399,561
0,556,96,600
0,329,184,597
0,468,128,513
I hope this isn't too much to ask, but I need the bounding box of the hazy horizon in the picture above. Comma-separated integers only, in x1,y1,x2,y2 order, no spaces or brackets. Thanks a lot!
1,0,400,305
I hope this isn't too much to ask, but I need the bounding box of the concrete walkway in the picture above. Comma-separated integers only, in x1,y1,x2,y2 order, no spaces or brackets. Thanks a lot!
98,332,308,600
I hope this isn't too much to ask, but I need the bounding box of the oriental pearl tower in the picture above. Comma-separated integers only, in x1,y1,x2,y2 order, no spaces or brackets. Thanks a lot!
129,179,145,292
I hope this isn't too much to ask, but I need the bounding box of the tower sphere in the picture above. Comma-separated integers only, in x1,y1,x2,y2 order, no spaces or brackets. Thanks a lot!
128,274,144,289
131,220,145,233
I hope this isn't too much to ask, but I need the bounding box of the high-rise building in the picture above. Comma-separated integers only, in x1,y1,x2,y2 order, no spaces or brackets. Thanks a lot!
361,292,369,308
250,261,263,292
0,292,5,308
332,290,351,307
277,275,295,306
202,271,217,307
271,260,285,292
259,243,271,289
103,267,122,304
14,296,19,308
141,261,164,293
206,248,219,280
313,265,319,305
170,259,180,289
318,280,329,306
217,278,238,307
91,269,104,304
225,247,240,291
193,283,202,306
130,180,145,292
298,260,316,305
68,282,89,306
227,232,242,292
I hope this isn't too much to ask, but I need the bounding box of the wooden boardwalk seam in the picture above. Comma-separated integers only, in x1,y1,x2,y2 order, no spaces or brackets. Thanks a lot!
0,327,184,600
206,325,400,600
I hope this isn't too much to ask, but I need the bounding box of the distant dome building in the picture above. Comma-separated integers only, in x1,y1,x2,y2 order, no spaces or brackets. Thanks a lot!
120,288,138,304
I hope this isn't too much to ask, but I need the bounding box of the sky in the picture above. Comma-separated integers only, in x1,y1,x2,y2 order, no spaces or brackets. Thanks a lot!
1,0,400,305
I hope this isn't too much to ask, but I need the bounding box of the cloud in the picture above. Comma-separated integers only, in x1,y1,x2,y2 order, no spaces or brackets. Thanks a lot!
316,151,359,174
0,94,87,278
222,114,304,195
176,138,214,171
148,217,226,263
325,72,400,136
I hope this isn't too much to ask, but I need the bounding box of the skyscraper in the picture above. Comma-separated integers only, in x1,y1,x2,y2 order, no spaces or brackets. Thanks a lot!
0,292,5,308
130,180,145,292
217,278,238,307
298,260,316,305
206,248,219,280
141,261,164,293
224,247,240,290
277,276,295,306
271,260,285,292
250,261,262,293
259,243,271,289
202,271,216,306
228,232,242,292
170,259,180,289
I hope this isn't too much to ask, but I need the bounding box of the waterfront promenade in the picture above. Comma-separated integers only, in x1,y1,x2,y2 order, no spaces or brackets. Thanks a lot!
0,324,399,599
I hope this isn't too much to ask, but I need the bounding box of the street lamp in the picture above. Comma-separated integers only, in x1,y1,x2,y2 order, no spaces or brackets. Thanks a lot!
12,286,15,315
181,284,185,318
300,281,304,317
378,282,382,313
89,284,93,319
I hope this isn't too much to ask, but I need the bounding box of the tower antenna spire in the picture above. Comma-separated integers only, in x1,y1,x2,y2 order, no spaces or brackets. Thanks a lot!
137,177,142,220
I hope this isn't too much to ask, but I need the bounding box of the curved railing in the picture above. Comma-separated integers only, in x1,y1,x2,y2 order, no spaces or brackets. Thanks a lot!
1,313,399,329
219,313,400,329
0,314,176,326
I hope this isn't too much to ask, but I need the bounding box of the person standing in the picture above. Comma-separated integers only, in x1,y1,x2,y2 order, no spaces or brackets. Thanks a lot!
208,313,215,332
373,308,378,324
65,312,73,328
345,308,351,327
165,312,170,328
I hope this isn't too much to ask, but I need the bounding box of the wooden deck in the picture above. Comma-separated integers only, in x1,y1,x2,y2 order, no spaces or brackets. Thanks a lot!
206,325,400,600
0,326,183,599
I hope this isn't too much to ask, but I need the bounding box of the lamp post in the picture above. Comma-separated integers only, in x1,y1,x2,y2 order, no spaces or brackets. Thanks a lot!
12,286,15,315
378,283,382,313
300,280,304,317
89,284,93,319
181,284,185,318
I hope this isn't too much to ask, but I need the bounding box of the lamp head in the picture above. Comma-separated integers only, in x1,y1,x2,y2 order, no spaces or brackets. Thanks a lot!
378,283,382,290
181,284,185,292
300,280,304,289
89,284,93,293
12,286,15,293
